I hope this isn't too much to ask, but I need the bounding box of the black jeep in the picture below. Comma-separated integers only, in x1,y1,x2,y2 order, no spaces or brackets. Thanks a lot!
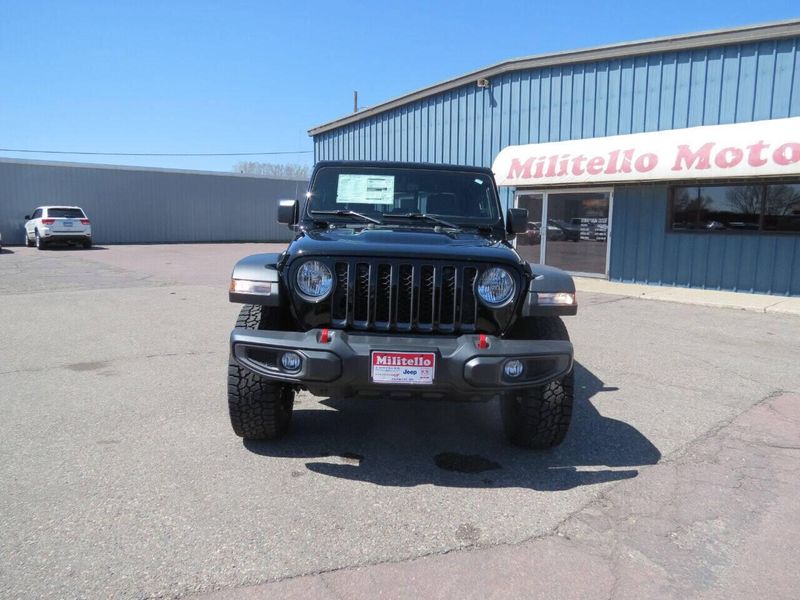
227,161,578,448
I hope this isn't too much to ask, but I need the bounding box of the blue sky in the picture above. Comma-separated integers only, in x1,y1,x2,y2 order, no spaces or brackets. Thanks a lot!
1,0,797,172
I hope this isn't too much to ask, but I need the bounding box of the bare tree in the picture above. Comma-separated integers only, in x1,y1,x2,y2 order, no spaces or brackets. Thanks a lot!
234,162,310,180
764,184,800,216
725,185,762,214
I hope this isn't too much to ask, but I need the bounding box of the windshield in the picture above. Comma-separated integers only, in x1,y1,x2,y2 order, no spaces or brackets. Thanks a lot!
47,208,85,218
306,166,501,226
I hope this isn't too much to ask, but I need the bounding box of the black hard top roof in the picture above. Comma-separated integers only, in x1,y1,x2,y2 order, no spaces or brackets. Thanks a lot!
313,160,494,177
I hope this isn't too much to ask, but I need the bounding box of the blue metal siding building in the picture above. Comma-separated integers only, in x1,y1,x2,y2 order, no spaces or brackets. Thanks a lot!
309,21,800,296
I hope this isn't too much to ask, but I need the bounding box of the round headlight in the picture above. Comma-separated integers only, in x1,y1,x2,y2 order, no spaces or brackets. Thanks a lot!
476,267,515,306
296,260,333,301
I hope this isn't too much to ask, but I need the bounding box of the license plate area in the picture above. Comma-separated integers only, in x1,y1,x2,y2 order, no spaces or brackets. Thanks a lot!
371,351,435,385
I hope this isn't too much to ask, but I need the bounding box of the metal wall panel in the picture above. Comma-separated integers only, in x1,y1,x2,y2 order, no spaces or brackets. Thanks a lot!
610,186,800,295
312,37,800,295
315,39,800,166
0,160,306,245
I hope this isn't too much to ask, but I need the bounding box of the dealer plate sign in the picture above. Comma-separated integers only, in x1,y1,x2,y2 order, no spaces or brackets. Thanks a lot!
371,351,435,385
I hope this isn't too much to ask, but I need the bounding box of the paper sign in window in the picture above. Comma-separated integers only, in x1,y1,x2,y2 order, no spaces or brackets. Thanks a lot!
337,174,395,204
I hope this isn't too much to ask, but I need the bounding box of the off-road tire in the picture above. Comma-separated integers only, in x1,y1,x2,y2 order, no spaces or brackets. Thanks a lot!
501,316,574,449
228,304,294,440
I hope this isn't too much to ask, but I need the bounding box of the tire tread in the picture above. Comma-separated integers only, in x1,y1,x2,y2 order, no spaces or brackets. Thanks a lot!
501,317,574,449
228,305,294,440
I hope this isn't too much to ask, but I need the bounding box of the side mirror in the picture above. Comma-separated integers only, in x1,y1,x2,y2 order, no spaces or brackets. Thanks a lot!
24,215,30,220
277,199,298,226
506,208,529,235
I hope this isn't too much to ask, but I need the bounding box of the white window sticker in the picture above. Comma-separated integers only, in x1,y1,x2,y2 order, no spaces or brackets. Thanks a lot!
337,174,395,204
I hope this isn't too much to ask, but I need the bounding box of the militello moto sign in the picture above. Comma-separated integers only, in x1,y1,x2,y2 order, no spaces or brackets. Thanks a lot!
492,117,800,187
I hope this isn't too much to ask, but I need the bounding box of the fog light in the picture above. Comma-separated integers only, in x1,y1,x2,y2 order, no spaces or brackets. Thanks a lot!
504,359,524,378
280,352,302,372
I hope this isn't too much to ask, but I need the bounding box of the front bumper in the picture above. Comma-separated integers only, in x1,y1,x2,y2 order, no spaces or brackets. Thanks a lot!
230,328,573,399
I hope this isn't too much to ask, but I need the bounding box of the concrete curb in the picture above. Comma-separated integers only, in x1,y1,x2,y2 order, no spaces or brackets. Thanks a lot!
574,277,800,316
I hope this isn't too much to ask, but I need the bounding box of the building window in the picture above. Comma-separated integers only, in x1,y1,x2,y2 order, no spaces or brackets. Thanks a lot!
669,181,800,234
763,183,800,233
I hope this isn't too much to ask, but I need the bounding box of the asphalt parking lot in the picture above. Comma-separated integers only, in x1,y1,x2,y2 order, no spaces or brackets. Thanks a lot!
1,244,799,599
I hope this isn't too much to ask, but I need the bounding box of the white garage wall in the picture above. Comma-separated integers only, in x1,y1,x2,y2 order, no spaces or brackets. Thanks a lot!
0,159,306,245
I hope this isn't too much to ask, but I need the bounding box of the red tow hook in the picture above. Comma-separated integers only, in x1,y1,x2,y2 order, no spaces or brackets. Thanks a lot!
476,334,489,349
319,328,331,344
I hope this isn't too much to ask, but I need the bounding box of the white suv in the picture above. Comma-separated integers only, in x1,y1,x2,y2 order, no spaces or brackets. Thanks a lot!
24,206,93,250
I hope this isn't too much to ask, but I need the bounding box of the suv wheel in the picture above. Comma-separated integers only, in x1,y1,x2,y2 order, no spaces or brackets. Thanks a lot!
500,317,574,449
24,232,33,247
228,304,294,440
35,230,46,250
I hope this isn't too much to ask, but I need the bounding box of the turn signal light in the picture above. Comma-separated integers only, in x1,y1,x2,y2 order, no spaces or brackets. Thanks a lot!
536,292,576,306
230,279,274,296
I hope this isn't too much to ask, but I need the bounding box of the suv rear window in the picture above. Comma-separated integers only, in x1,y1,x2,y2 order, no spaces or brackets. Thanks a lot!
47,208,85,218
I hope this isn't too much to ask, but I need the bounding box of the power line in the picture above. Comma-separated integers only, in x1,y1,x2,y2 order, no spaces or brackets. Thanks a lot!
0,148,312,157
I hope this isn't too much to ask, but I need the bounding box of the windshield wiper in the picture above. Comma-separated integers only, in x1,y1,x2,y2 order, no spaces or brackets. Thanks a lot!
386,212,460,229
310,210,382,225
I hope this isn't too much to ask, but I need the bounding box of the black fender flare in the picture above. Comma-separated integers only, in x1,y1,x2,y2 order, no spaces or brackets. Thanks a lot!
522,263,578,316
229,253,284,306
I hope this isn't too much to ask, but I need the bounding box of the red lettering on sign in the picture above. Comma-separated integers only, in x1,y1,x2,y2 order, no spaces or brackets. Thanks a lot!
635,153,658,172
571,154,587,176
620,149,635,173
605,149,620,175
557,155,569,177
715,146,743,168
747,140,769,167
586,156,605,175
672,143,714,171
507,157,533,179
372,353,434,367
534,158,546,178
545,155,558,177
774,143,800,166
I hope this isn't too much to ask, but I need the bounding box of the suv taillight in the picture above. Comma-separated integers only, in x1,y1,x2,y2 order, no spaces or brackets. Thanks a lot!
42,218,55,225
80,219,90,225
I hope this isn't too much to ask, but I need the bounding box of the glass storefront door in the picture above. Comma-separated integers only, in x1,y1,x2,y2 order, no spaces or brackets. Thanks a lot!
514,192,543,264
514,189,612,276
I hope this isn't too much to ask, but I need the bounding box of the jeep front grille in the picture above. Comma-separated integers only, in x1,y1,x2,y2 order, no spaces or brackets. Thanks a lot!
330,260,478,333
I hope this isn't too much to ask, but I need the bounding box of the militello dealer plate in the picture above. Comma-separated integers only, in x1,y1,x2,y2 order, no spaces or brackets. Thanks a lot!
371,351,435,385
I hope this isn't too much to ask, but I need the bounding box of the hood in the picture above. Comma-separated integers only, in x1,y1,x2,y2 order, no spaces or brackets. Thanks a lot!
287,226,525,265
